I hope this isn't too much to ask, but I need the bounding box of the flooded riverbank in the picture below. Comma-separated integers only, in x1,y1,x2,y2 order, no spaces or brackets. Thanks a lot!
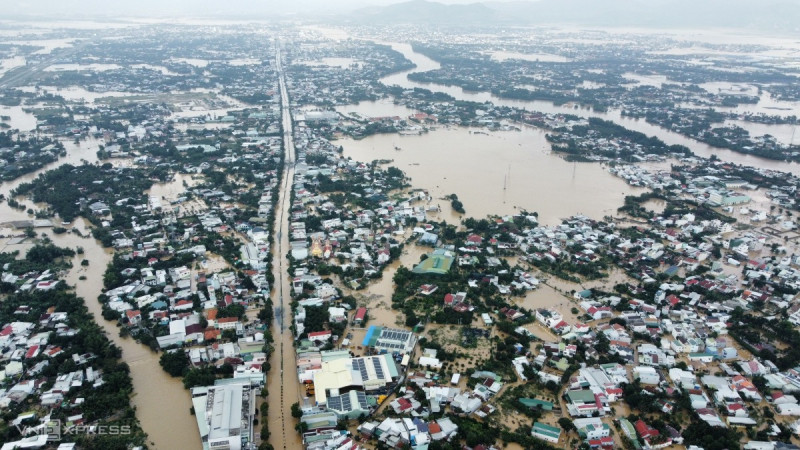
378,41,800,177
63,235,201,450
0,136,200,449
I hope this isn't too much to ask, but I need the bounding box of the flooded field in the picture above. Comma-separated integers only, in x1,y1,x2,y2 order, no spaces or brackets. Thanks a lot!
146,172,205,217
36,85,140,103
0,104,38,131
488,51,571,63
335,99,418,119
339,126,644,226
6,38,77,54
0,55,26,77
343,235,430,331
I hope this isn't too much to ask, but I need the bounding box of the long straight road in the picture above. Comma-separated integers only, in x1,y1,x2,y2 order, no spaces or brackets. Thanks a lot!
266,41,303,450
0,39,91,89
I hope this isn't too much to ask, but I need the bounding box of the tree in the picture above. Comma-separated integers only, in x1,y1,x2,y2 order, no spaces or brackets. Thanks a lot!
183,367,216,389
558,417,575,432
291,402,303,419
159,350,189,377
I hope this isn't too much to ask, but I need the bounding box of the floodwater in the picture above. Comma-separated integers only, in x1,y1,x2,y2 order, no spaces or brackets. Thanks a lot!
343,239,430,332
304,57,358,68
146,173,205,217
6,38,77,54
335,99,417,119
0,136,103,201
488,51,570,63
339,126,644,226
45,63,122,72
131,63,180,75
519,283,580,321
0,105,37,131
622,72,672,88
147,172,200,201
66,240,201,450
379,42,800,176
716,93,800,118
35,85,139,103
228,58,261,66
723,119,798,146
170,57,209,67
267,54,304,450
0,56,26,77
698,81,758,96
0,137,200,450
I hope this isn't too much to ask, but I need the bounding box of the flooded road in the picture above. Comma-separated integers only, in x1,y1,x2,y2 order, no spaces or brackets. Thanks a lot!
379,42,800,177
267,44,304,450
339,126,644,226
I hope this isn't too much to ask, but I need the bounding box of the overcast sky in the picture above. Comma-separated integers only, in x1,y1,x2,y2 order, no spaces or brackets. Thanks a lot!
6,0,540,19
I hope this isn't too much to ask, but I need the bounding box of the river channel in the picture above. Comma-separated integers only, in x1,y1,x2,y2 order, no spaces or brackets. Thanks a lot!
0,138,200,449
378,42,800,177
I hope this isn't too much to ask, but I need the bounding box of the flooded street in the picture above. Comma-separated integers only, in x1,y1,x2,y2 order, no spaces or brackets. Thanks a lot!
266,47,304,450
339,126,643,226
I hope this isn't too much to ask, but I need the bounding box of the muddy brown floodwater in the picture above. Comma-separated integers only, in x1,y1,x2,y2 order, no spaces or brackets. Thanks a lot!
339,126,645,226
266,45,304,450
380,40,800,176
0,137,200,449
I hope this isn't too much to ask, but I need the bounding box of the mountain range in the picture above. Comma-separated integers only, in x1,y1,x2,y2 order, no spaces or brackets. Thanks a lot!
348,0,800,34
5,0,800,35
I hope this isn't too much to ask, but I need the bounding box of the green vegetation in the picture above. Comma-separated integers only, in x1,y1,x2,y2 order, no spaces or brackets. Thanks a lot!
160,350,190,377
13,163,162,222
448,193,465,214
0,250,147,446
0,243,75,277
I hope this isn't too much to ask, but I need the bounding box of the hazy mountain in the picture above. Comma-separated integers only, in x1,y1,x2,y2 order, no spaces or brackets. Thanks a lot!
352,0,499,25
350,0,800,34
5,0,799,35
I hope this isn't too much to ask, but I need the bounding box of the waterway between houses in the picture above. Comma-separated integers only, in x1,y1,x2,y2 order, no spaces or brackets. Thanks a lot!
0,138,200,449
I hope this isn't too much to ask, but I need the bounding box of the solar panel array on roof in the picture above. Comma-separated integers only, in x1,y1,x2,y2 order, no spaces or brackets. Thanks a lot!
353,359,368,380
375,340,404,350
378,329,411,342
373,357,385,379
342,394,352,411
356,391,368,408
328,395,342,411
